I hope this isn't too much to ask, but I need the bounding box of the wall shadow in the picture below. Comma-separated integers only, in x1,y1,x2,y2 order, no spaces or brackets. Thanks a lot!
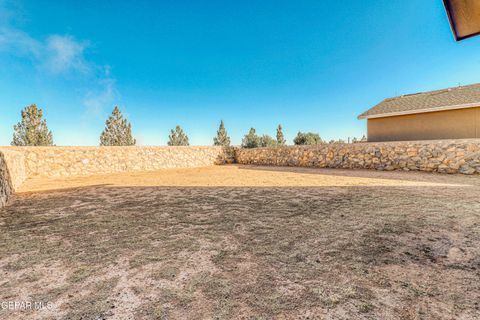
234,164,480,186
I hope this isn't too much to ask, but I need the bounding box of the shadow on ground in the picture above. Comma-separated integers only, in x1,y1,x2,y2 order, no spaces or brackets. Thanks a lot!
237,164,480,185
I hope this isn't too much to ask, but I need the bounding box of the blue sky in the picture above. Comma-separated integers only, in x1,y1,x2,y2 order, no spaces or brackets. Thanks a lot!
1,0,480,146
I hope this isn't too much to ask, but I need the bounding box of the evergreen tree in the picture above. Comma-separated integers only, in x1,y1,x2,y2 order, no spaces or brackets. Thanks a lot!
259,134,277,147
241,128,260,148
276,124,286,145
293,131,322,145
213,120,231,146
168,125,189,146
12,104,54,146
100,106,136,146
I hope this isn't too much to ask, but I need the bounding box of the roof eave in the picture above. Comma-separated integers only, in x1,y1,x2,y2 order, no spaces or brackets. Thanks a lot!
358,102,480,120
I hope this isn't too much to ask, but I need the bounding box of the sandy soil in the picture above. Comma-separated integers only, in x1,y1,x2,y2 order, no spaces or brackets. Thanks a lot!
17,165,476,192
1,165,480,319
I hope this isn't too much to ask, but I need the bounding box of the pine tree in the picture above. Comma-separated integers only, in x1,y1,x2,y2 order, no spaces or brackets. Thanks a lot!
100,106,136,146
213,120,231,146
168,125,189,146
12,104,54,146
241,128,260,148
276,124,286,145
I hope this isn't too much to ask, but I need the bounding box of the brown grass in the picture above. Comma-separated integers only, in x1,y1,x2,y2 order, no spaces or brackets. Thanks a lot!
1,165,480,319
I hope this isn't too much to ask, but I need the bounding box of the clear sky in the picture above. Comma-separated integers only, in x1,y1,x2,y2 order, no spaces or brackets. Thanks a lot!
1,0,480,146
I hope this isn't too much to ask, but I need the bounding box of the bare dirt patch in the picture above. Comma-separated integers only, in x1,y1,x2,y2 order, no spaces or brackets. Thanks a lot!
1,165,480,319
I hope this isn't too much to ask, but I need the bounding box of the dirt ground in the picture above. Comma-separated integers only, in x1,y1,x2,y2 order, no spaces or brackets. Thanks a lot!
1,165,480,319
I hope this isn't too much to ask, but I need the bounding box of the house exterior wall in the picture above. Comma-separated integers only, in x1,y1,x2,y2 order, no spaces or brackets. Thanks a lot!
367,107,480,142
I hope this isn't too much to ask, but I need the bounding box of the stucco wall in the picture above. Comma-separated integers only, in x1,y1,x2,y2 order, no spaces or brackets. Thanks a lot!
235,139,480,175
367,107,480,142
0,146,233,179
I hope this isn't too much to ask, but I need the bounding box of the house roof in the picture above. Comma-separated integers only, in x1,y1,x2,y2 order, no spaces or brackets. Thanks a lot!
358,83,480,119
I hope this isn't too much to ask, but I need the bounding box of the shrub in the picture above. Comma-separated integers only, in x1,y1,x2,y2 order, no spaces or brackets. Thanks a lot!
328,139,346,144
293,132,322,145
259,135,277,147
241,128,260,148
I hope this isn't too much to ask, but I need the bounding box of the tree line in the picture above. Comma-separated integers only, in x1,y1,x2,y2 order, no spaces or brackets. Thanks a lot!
10,104,365,147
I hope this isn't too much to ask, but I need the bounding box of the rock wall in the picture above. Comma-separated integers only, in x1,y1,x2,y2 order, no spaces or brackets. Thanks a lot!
1,140,479,209
0,146,233,178
0,149,25,207
235,139,480,174
0,145,235,208
0,152,12,208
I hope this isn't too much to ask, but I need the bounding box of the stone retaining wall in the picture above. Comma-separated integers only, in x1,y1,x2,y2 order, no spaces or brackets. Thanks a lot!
0,149,26,207
0,146,233,179
235,139,480,174
0,152,12,208
0,146,233,208
1,140,479,208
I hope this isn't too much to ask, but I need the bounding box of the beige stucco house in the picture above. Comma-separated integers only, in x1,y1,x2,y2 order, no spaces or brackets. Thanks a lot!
358,83,480,142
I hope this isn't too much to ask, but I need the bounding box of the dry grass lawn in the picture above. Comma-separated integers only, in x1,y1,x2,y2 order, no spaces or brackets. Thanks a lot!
1,165,480,319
